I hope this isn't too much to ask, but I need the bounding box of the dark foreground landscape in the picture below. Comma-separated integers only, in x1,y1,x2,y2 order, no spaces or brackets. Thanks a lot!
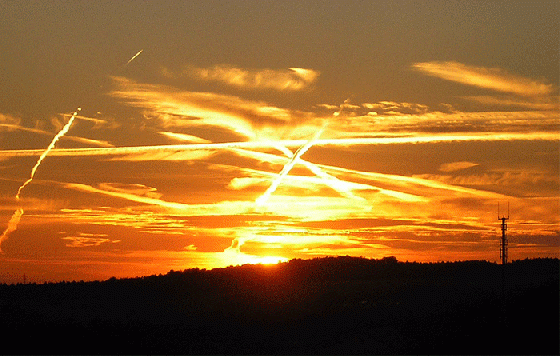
1,257,558,354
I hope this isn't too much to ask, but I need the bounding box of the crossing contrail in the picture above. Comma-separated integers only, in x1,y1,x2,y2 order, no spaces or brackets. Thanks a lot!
263,145,363,201
255,99,354,206
254,99,353,207
255,125,326,206
0,108,80,252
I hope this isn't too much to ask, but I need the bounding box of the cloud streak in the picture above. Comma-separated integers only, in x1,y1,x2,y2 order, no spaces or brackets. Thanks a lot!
0,113,113,148
173,65,319,91
62,233,116,248
109,77,305,142
412,61,555,96
439,161,479,173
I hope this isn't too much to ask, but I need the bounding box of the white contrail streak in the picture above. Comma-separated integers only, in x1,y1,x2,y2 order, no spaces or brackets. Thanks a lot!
16,108,81,199
258,146,363,201
0,208,23,253
0,132,557,159
125,49,143,66
263,100,363,201
0,108,80,252
256,125,326,206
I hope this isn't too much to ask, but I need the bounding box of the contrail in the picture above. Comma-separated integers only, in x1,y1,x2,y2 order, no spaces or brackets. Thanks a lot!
0,208,23,252
16,108,81,199
1,132,557,159
260,143,363,201
256,125,326,206
292,98,364,200
255,100,351,207
0,108,80,252
256,99,356,203
125,49,143,66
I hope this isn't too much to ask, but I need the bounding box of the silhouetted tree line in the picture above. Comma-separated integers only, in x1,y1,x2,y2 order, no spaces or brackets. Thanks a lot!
1,256,558,354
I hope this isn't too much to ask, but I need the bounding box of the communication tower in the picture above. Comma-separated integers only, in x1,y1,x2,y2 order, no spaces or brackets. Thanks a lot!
498,202,509,264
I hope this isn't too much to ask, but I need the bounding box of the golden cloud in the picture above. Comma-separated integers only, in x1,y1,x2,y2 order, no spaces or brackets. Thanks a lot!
62,233,116,248
439,161,479,172
412,61,555,96
159,131,212,143
462,95,560,110
109,76,311,142
182,65,320,91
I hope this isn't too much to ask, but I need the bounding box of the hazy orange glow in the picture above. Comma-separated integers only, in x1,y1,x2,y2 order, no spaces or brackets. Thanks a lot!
0,1,558,283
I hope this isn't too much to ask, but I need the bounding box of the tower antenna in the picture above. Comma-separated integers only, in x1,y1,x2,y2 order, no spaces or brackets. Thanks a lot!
498,202,509,264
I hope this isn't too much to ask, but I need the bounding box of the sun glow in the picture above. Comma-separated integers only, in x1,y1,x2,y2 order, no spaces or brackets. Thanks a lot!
221,248,288,266
253,255,289,265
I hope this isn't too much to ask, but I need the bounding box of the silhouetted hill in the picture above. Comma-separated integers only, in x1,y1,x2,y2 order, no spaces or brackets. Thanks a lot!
1,257,558,354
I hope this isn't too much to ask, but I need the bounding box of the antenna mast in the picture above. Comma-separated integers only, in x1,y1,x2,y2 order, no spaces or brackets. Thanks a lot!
498,202,509,264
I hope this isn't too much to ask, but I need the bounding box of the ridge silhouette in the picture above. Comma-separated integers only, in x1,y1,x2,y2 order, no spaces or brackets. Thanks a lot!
1,256,558,354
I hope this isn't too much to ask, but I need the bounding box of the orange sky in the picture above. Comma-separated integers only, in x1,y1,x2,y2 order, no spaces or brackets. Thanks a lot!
0,1,558,283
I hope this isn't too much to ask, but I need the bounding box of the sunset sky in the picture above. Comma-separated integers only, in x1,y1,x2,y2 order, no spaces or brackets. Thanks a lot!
1,1,558,283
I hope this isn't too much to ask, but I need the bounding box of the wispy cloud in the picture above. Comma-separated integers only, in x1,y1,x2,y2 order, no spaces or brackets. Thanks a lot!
415,171,559,196
362,101,430,115
64,182,197,211
439,161,479,172
0,113,114,148
62,233,117,248
97,183,163,200
168,65,320,91
0,113,22,129
319,163,507,200
106,76,559,159
461,95,560,110
159,131,212,143
109,77,310,142
412,61,555,96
